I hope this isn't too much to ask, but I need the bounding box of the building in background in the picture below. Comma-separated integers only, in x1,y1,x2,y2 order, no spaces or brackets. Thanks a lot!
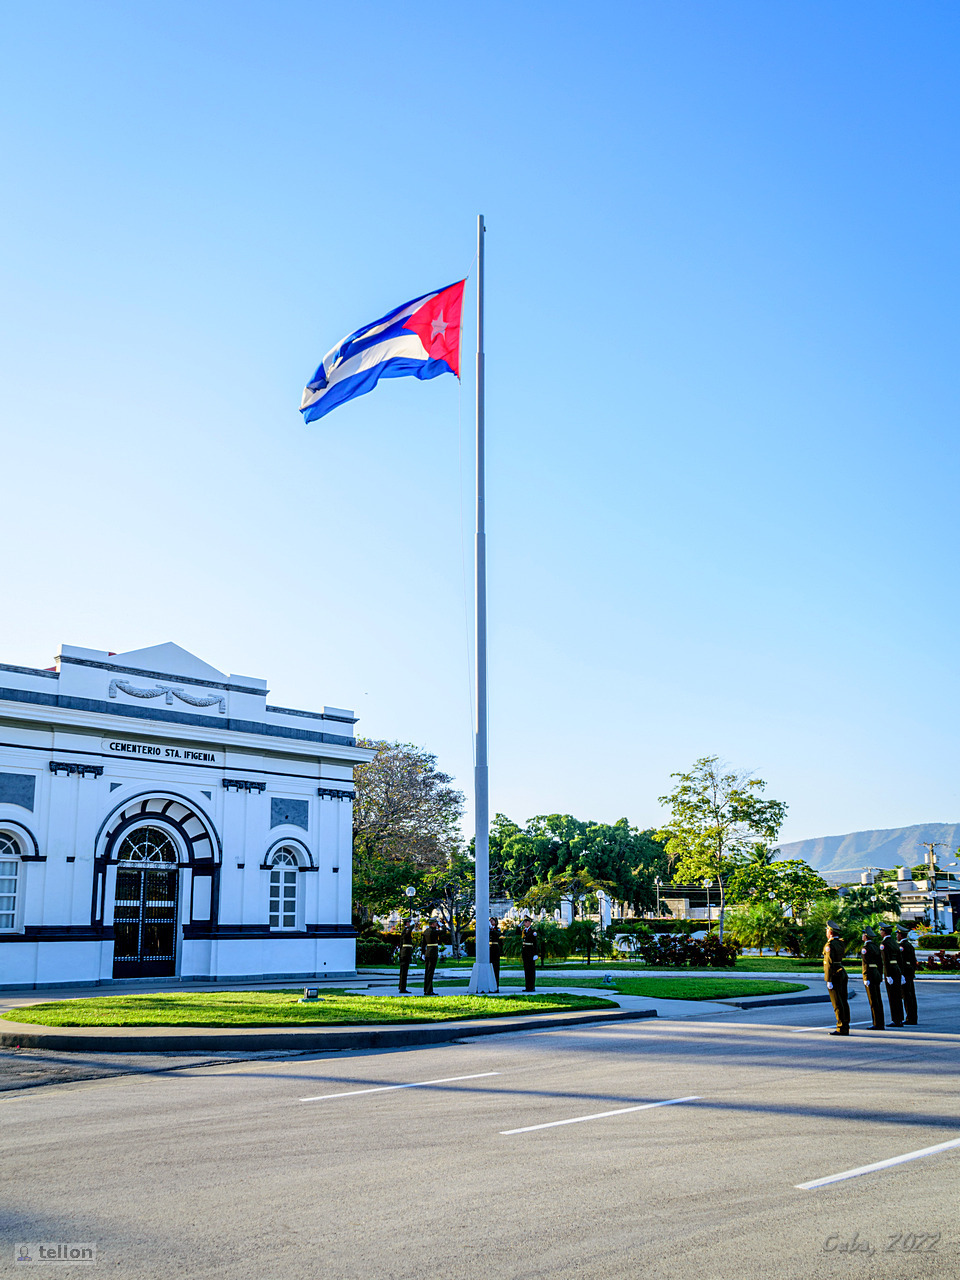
0,642,371,989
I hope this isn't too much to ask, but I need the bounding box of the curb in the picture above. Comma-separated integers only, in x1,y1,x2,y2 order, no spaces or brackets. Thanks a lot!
725,990,857,1010
0,1007,657,1054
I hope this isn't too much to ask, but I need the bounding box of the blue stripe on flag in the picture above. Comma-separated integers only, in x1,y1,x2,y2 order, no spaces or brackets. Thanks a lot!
301,356,455,423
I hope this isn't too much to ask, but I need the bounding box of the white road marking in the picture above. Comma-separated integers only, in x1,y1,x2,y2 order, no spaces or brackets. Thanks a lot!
300,1071,499,1102
501,1094,701,1134
791,1020,875,1032
797,1137,960,1190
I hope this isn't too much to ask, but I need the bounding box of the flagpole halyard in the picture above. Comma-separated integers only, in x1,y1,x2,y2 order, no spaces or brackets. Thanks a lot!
468,214,496,995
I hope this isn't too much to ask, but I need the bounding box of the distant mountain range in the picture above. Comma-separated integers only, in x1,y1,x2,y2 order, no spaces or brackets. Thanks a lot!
777,823,960,879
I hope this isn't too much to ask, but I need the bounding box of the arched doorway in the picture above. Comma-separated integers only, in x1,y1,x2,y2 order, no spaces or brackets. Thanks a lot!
97,793,221,980
112,825,181,978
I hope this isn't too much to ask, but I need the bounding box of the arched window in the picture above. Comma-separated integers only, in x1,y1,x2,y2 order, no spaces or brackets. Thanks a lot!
269,848,300,930
115,826,179,865
0,832,21,930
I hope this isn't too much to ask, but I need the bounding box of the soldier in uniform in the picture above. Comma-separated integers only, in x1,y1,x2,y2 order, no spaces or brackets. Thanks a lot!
422,917,440,996
879,923,904,1026
823,921,850,1035
860,925,884,1030
897,925,919,1025
489,916,502,991
398,919,415,994
521,915,538,992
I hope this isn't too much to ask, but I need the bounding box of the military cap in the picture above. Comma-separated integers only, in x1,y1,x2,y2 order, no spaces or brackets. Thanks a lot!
826,920,842,931
896,925,911,936
862,925,876,938
879,922,893,933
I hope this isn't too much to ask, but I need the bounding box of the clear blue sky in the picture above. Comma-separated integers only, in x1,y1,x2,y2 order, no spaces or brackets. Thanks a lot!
2,1,958,844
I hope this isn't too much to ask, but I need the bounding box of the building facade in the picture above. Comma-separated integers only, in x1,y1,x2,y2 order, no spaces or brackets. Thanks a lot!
0,642,372,989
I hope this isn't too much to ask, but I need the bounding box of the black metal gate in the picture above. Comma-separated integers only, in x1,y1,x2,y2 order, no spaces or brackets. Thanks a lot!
112,865,179,977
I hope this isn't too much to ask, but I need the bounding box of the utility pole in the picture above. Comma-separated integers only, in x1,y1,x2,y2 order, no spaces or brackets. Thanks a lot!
921,842,945,934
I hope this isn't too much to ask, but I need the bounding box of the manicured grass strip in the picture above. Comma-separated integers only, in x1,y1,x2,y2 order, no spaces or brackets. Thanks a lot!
2,990,615,1028
610,977,806,1000
436,976,807,999
369,957,823,974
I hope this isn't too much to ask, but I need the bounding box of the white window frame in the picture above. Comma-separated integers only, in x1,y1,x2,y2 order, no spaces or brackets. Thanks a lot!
268,847,301,931
0,832,23,933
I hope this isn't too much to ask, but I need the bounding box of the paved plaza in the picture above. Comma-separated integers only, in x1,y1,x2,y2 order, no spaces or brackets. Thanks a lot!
2,979,958,1278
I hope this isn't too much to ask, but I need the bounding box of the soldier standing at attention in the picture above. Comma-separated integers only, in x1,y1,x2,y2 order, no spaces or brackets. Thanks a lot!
398,919,415,994
823,922,850,1035
521,915,538,992
860,926,884,1030
898,925,919,1025
879,923,904,1026
422,917,440,996
489,916,502,991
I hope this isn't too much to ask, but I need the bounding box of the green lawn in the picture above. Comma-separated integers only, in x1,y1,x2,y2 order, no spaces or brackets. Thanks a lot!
435,975,807,1000
610,977,806,1000
371,957,821,974
2,990,615,1028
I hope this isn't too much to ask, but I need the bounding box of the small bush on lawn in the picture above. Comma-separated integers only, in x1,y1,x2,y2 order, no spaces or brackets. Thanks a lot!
919,934,959,949
356,934,396,965
919,950,960,971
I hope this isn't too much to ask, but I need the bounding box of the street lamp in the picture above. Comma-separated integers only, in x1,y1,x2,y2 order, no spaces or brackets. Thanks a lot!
704,879,714,927
654,876,662,919
405,885,416,925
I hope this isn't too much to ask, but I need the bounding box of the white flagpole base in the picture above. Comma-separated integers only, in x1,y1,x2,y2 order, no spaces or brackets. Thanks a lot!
467,961,498,994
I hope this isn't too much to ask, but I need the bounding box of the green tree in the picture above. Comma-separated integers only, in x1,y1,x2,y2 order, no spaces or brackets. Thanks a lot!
727,858,829,916
800,897,861,958
564,919,611,965
518,869,616,920
656,756,788,940
352,740,465,923
842,881,902,919
421,850,476,958
724,901,790,955
352,855,423,925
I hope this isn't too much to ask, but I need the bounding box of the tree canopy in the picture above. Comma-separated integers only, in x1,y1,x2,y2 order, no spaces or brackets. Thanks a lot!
656,756,787,939
488,812,667,911
352,740,465,922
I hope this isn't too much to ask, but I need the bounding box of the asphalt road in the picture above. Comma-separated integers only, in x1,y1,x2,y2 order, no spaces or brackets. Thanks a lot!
2,980,959,1280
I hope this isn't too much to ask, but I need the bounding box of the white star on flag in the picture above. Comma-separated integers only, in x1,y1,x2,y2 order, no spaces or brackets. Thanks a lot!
430,311,448,340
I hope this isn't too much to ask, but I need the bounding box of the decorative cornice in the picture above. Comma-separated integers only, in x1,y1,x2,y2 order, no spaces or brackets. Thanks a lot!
222,778,266,793
60,655,265,696
318,786,353,801
0,686,358,749
49,761,104,778
267,704,358,725
109,679,226,714
0,663,58,680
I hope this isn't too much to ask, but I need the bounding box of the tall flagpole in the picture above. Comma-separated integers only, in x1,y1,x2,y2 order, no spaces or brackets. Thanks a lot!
468,214,496,994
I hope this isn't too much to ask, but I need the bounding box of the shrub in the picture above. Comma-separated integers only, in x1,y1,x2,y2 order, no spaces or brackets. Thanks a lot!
919,934,959,948
919,950,960,971
355,934,396,965
688,933,741,968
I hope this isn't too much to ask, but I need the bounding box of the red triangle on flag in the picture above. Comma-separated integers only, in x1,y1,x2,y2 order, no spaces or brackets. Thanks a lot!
403,280,465,377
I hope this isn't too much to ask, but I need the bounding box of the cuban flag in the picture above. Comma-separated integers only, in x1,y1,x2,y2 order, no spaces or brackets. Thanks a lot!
300,280,465,424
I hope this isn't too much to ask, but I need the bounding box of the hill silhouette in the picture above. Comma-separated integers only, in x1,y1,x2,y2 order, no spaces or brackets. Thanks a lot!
777,823,960,878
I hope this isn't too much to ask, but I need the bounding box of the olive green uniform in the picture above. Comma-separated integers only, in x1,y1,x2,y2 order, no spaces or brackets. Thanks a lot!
879,932,904,1026
422,922,440,996
521,922,538,992
860,937,884,1029
398,923,414,993
898,936,918,1024
489,924,502,990
823,935,850,1033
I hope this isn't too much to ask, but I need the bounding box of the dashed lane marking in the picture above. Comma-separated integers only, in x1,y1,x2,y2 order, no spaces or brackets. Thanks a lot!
797,1137,960,1189
501,1094,701,1134
300,1072,500,1102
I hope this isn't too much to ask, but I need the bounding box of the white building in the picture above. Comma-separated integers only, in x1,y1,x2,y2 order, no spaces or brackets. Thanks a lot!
0,642,372,989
